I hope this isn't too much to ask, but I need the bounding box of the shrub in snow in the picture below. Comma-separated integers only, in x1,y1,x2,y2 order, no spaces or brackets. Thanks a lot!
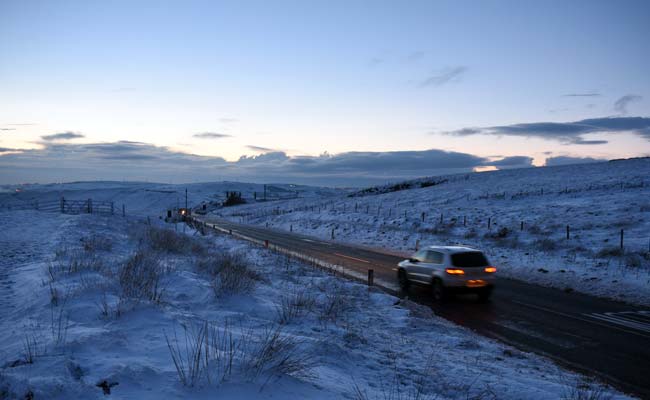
535,238,557,251
118,250,165,303
165,320,316,387
81,234,113,252
276,287,316,324
596,247,623,258
198,252,262,297
136,226,193,254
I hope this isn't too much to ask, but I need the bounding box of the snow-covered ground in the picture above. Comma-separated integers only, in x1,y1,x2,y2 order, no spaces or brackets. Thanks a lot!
0,181,344,217
0,210,631,399
215,159,650,306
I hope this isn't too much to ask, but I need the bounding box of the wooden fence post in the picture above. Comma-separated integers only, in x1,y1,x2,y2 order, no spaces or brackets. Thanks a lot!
463,216,466,227
520,221,524,231
440,213,443,224
415,239,420,251
367,269,374,286
60,197,65,213
331,228,335,239
87,198,92,214
620,229,624,250
110,202,114,215
566,225,570,240
488,217,491,230
122,204,125,217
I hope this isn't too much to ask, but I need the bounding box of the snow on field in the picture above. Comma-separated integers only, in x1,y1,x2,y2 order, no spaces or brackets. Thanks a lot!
216,159,650,305
0,181,343,217
0,211,630,399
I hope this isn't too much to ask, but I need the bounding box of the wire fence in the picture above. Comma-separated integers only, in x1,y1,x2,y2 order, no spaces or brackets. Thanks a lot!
0,197,123,216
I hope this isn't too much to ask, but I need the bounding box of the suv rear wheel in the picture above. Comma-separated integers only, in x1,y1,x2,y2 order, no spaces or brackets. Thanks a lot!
477,287,493,303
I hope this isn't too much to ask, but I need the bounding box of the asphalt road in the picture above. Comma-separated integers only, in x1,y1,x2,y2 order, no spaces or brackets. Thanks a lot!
198,216,650,399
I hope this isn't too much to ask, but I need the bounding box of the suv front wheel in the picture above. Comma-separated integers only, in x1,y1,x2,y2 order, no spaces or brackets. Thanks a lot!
397,269,410,291
432,279,446,302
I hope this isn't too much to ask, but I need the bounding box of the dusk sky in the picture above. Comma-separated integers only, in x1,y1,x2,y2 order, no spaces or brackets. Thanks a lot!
1,0,649,186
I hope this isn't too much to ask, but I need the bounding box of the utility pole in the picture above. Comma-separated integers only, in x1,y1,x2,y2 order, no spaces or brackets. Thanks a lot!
185,188,188,210
263,184,267,201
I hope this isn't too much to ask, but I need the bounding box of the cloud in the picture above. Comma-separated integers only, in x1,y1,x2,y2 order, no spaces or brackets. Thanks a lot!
419,66,467,88
0,141,535,186
0,147,20,152
0,128,16,131
544,156,604,167
407,51,425,62
218,118,238,124
367,57,384,67
193,132,231,139
246,145,276,153
562,93,600,97
490,156,534,167
614,94,642,115
41,132,85,141
443,116,650,144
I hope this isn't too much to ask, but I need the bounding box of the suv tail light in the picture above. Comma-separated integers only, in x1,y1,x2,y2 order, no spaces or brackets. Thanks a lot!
445,268,465,275
484,266,497,273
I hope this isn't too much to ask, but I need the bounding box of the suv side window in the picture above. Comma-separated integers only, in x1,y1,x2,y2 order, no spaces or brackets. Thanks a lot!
413,250,428,262
425,251,444,264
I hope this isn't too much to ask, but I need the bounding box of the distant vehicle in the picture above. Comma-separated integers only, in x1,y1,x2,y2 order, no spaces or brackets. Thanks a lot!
397,246,496,302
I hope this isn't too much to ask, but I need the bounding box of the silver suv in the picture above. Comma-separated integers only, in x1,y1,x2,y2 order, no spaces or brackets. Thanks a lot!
397,246,496,301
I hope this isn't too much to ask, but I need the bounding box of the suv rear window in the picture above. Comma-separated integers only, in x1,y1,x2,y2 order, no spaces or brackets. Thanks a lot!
451,252,489,267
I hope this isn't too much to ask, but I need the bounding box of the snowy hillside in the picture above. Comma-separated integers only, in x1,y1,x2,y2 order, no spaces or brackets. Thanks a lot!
0,181,344,217
0,210,628,399
215,158,650,305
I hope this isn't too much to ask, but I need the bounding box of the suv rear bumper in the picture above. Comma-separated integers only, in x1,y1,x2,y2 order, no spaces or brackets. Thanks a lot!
445,284,494,294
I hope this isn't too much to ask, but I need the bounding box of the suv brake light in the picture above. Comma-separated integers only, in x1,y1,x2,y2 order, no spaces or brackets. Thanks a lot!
484,266,497,273
445,268,465,275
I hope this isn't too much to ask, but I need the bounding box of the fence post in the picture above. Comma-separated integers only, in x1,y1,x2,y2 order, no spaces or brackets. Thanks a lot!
421,212,425,222
488,217,491,230
264,240,269,248
122,204,125,217
110,202,114,215
331,228,335,239
367,269,374,286
463,216,466,227
87,199,92,214
290,224,293,232
60,197,65,213
620,229,624,250
415,239,420,251
521,221,524,231
440,213,443,224
566,225,570,240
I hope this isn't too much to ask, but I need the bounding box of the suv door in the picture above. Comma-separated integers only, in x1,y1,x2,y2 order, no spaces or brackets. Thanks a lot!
405,250,428,283
420,250,444,282
410,250,444,283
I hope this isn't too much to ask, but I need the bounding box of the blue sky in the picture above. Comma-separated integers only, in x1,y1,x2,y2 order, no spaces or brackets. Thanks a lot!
1,0,649,186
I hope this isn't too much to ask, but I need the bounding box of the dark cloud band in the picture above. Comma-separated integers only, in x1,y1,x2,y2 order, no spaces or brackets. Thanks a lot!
442,117,650,144
0,141,532,186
